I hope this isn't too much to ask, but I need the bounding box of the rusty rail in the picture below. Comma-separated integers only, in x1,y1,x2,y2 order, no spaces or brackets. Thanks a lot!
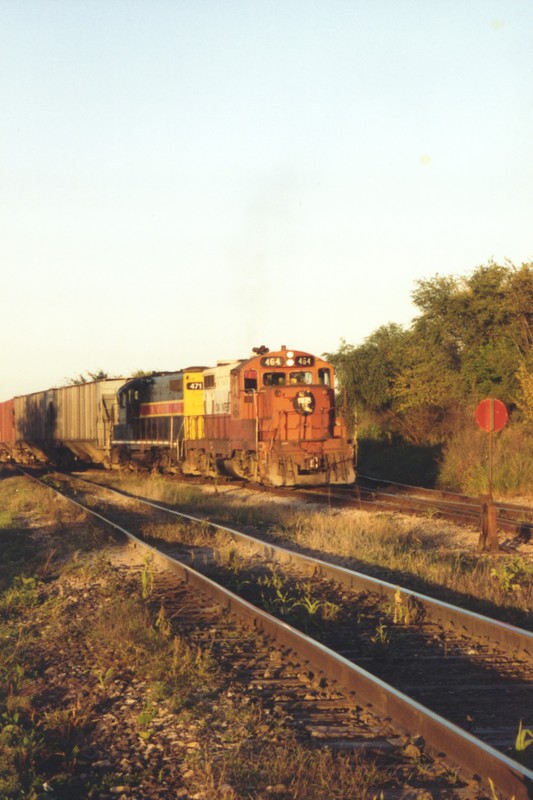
22,470,533,800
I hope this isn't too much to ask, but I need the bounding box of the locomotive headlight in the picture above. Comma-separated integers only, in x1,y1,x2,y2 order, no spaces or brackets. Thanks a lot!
287,351,294,358
287,359,294,366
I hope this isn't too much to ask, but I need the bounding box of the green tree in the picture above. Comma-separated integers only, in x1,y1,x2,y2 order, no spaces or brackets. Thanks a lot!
330,260,533,445
410,261,532,405
326,325,409,437
65,369,110,385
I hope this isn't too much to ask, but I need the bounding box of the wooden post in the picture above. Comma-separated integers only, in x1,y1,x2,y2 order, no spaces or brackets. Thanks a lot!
479,495,499,552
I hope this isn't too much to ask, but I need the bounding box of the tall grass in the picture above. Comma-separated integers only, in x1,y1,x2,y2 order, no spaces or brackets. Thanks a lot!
439,422,533,496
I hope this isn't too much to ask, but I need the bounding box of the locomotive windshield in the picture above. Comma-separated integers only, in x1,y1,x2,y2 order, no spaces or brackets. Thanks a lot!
263,371,315,386
289,371,312,385
263,372,286,386
318,368,331,386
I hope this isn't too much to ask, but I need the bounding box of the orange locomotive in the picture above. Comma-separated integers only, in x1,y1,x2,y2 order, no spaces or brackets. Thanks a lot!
182,346,355,486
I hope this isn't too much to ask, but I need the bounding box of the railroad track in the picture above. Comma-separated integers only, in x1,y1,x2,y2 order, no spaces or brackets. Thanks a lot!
17,468,533,799
296,475,533,540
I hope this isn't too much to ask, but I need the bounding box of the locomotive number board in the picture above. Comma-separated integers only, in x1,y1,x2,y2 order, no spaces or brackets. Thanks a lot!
260,355,315,367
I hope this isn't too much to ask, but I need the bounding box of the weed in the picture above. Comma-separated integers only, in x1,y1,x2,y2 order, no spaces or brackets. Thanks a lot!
367,621,391,647
0,574,39,615
93,666,115,689
137,704,158,741
491,556,532,594
155,604,172,638
42,698,93,769
0,707,42,790
295,593,323,616
40,548,57,578
141,554,154,599
515,719,533,753
321,600,341,620
381,587,421,626
258,571,298,617
394,588,409,624
488,777,515,800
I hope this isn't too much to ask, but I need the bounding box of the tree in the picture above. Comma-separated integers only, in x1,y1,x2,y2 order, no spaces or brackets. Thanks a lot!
65,369,109,385
410,261,532,405
329,260,533,445
326,325,410,437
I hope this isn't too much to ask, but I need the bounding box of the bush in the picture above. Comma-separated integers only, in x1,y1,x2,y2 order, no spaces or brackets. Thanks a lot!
438,422,533,496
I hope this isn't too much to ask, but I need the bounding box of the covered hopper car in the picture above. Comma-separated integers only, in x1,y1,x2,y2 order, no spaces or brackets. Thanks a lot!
0,346,355,486
0,380,125,467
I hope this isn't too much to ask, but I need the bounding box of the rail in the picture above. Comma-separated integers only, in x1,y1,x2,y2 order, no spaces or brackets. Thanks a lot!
17,468,533,799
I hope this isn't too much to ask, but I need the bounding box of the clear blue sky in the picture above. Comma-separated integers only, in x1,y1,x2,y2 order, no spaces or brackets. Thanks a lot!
1,0,532,398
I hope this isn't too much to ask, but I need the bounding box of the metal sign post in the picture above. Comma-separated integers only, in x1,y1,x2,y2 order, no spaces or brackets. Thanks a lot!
474,398,508,552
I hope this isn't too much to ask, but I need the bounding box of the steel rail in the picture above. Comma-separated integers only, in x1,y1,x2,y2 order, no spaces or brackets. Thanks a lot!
24,471,533,800
357,475,533,521
77,478,533,658
318,484,484,519
299,478,532,539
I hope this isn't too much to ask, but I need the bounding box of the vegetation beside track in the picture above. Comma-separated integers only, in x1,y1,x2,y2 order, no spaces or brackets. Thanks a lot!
2,469,443,800
94,472,533,629
327,261,533,496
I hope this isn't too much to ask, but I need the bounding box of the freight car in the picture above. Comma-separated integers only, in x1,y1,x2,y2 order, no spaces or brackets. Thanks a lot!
0,346,355,486
112,346,355,486
0,379,125,467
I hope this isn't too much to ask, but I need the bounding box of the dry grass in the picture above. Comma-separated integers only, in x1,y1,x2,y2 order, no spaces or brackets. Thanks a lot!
96,472,533,623
1,468,412,799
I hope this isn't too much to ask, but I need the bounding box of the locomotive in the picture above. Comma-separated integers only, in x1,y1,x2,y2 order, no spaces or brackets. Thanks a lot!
0,346,355,487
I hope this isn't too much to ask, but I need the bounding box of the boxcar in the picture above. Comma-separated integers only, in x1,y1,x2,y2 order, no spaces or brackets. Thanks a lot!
53,379,125,465
0,399,15,459
3,380,124,466
13,389,57,463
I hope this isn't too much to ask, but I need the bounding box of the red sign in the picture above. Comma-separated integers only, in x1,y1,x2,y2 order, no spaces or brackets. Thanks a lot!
475,398,508,433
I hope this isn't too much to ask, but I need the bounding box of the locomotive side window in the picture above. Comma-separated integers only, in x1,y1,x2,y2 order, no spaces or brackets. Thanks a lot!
318,368,331,386
289,371,312,385
204,375,215,389
244,369,258,391
263,372,286,386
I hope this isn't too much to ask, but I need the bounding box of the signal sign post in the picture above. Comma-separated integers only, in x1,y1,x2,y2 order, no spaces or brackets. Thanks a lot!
475,398,508,552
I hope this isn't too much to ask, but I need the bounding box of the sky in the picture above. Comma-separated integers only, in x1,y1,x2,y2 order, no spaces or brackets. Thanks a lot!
1,0,532,399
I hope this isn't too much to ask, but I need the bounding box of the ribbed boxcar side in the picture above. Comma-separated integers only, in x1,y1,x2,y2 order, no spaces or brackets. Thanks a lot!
54,379,125,465
0,399,15,459
13,390,57,463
